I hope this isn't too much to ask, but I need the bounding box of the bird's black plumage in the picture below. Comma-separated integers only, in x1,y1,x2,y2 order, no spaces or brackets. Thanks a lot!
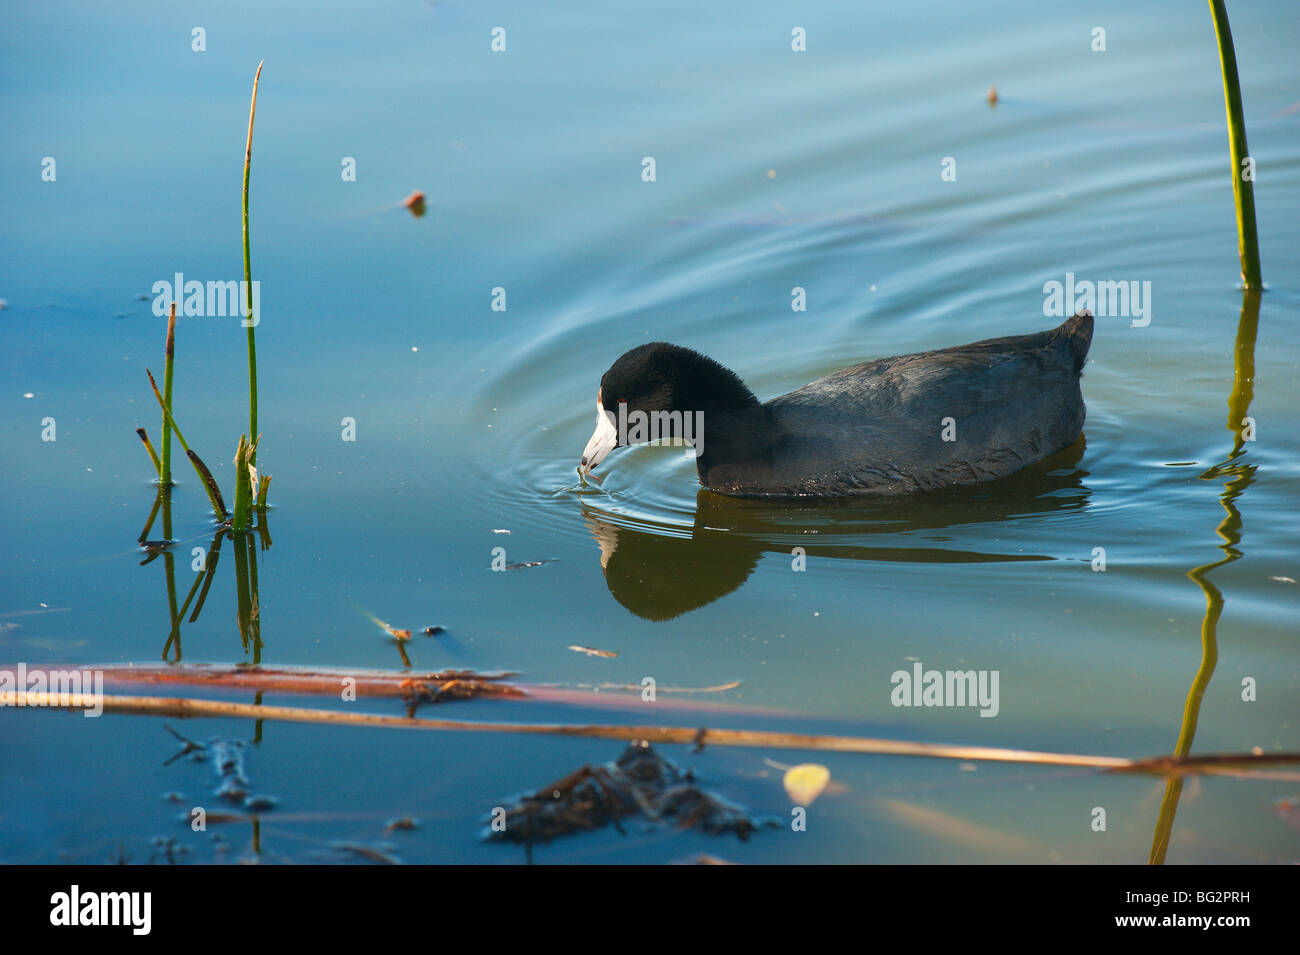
585,312,1094,498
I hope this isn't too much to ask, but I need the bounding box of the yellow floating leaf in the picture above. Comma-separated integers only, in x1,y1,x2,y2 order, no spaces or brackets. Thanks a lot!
783,763,830,805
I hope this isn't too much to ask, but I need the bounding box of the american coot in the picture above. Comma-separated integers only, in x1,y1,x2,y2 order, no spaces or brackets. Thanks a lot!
579,311,1093,498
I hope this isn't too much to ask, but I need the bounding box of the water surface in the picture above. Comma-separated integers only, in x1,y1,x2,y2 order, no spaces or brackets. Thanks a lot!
1,0,1297,863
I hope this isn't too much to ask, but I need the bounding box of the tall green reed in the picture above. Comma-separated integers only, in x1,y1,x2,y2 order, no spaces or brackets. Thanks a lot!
1208,1,1262,288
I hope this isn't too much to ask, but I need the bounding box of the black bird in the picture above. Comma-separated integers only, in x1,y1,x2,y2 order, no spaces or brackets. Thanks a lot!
579,312,1093,498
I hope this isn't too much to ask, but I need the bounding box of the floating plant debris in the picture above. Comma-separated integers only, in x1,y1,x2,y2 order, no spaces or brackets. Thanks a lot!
211,739,250,802
499,559,555,570
164,725,273,808
138,539,174,565
148,837,189,865
397,672,521,715
486,741,776,852
176,810,251,827
782,763,831,805
402,191,427,218
330,842,402,865
360,608,412,639
92,662,523,701
568,645,618,659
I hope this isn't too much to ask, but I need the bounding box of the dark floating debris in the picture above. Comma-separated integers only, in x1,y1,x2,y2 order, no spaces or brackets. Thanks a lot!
138,539,175,566
162,725,205,764
399,671,521,716
486,741,776,851
423,625,445,636
148,836,189,865
211,739,250,803
164,725,274,809
499,558,555,570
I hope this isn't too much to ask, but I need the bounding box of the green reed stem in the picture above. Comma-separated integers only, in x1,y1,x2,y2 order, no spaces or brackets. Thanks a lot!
1227,289,1262,454
243,61,263,464
245,530,262,660
1208,0,1262,288
232,518,253,654
160,488,180,662
232,434,252,532
186,450,229,517
145,368,228,519
160,303,176,484
137,487,163,543
136,427,162,478
190,530,224,623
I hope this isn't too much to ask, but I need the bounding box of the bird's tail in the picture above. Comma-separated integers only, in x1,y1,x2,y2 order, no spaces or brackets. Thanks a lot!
1059,310,1094,374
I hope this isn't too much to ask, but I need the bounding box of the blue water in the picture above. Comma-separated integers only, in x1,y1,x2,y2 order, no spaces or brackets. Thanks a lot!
1,0,1297,863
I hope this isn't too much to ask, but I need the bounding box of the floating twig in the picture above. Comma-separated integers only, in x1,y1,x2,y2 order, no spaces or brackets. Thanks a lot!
7,690,1298,780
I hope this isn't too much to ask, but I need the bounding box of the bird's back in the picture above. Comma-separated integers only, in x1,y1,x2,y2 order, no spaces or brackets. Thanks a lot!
702,313,1093,497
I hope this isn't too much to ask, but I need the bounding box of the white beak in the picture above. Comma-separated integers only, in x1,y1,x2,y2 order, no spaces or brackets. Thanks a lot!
580,401,619,471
